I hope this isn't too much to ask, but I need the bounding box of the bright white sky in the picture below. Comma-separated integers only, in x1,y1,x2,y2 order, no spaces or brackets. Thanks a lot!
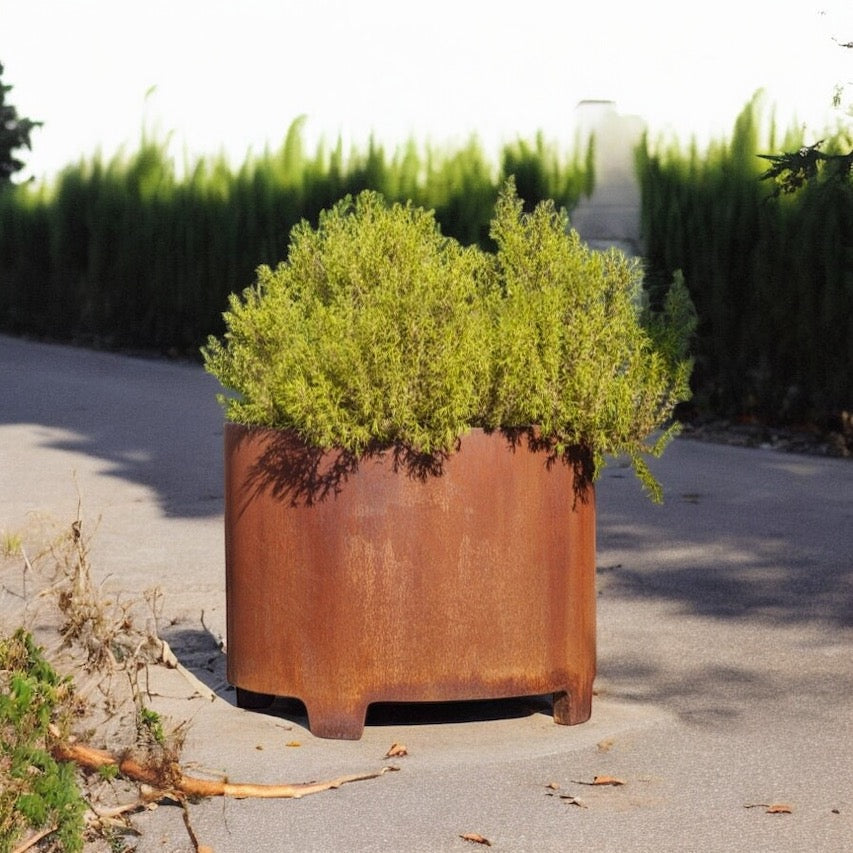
2,0,851,183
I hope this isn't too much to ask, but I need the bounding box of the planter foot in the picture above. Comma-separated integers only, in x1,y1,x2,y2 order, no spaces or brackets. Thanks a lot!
553,684,592,726
305,701,368,740
236,687,275,711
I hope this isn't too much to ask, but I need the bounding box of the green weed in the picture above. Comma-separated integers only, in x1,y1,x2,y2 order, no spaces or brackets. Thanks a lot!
0,629,86,853
1,530,22,558
137,707,165,747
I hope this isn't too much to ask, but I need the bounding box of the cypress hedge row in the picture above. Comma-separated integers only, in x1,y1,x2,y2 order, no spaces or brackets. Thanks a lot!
0,119,592,353
2,101,850,427
638,95,852,426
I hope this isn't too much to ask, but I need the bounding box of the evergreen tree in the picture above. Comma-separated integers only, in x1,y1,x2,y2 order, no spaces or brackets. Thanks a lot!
759,37,851,194
0,62,41,185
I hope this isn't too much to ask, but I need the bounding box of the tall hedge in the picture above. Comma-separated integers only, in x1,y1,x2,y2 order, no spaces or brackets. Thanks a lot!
638,95,852,425
0,120,591,353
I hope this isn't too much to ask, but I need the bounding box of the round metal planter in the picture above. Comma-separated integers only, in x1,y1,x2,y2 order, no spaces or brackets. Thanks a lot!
224,423,596,739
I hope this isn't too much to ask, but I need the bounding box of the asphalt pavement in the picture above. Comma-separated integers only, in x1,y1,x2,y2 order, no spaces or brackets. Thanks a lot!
1,333,851,852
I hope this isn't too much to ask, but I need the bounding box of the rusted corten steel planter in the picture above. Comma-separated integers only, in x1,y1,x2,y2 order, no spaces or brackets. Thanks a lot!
224,423,597,740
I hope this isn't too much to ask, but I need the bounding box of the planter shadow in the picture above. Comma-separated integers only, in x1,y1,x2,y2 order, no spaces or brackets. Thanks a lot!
240,695,556,730
160,626,557,730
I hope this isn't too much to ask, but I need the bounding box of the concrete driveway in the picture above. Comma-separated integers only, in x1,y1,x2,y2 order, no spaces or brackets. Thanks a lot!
1,333,851,852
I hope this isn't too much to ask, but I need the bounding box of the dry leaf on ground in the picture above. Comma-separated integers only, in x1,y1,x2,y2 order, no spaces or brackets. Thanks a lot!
460,832,492,846
545,785,588,807
745,803,793,814
593,775,625,786
572,775,626,786
385,742,408,758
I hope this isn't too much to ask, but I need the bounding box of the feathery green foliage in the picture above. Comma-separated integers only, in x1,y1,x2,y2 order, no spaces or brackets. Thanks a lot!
204,182,695,500
483,186,694,499
203,191,493,454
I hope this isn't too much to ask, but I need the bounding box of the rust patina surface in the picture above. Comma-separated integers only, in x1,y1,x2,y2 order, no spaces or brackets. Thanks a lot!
224,424,596,739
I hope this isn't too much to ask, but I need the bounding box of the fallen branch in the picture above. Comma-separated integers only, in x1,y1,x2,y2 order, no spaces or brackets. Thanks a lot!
51,738,397,799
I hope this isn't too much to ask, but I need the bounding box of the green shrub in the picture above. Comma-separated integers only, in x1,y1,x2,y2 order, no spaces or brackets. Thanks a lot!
484,189,695,499
204,181,695,500
203,190,494,454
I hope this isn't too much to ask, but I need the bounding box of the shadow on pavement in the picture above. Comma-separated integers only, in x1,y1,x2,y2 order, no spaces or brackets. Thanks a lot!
596,449,853,628
1,335,225,518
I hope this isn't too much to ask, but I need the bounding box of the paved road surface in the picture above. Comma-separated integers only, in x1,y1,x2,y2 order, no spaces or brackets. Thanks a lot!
1,334,851,852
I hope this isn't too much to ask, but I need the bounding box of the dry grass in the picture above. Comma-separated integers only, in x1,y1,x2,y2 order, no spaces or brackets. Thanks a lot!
0,504,190,850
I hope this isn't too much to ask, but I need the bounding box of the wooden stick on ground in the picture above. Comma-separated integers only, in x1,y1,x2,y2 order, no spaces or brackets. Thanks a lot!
51,739,398,800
